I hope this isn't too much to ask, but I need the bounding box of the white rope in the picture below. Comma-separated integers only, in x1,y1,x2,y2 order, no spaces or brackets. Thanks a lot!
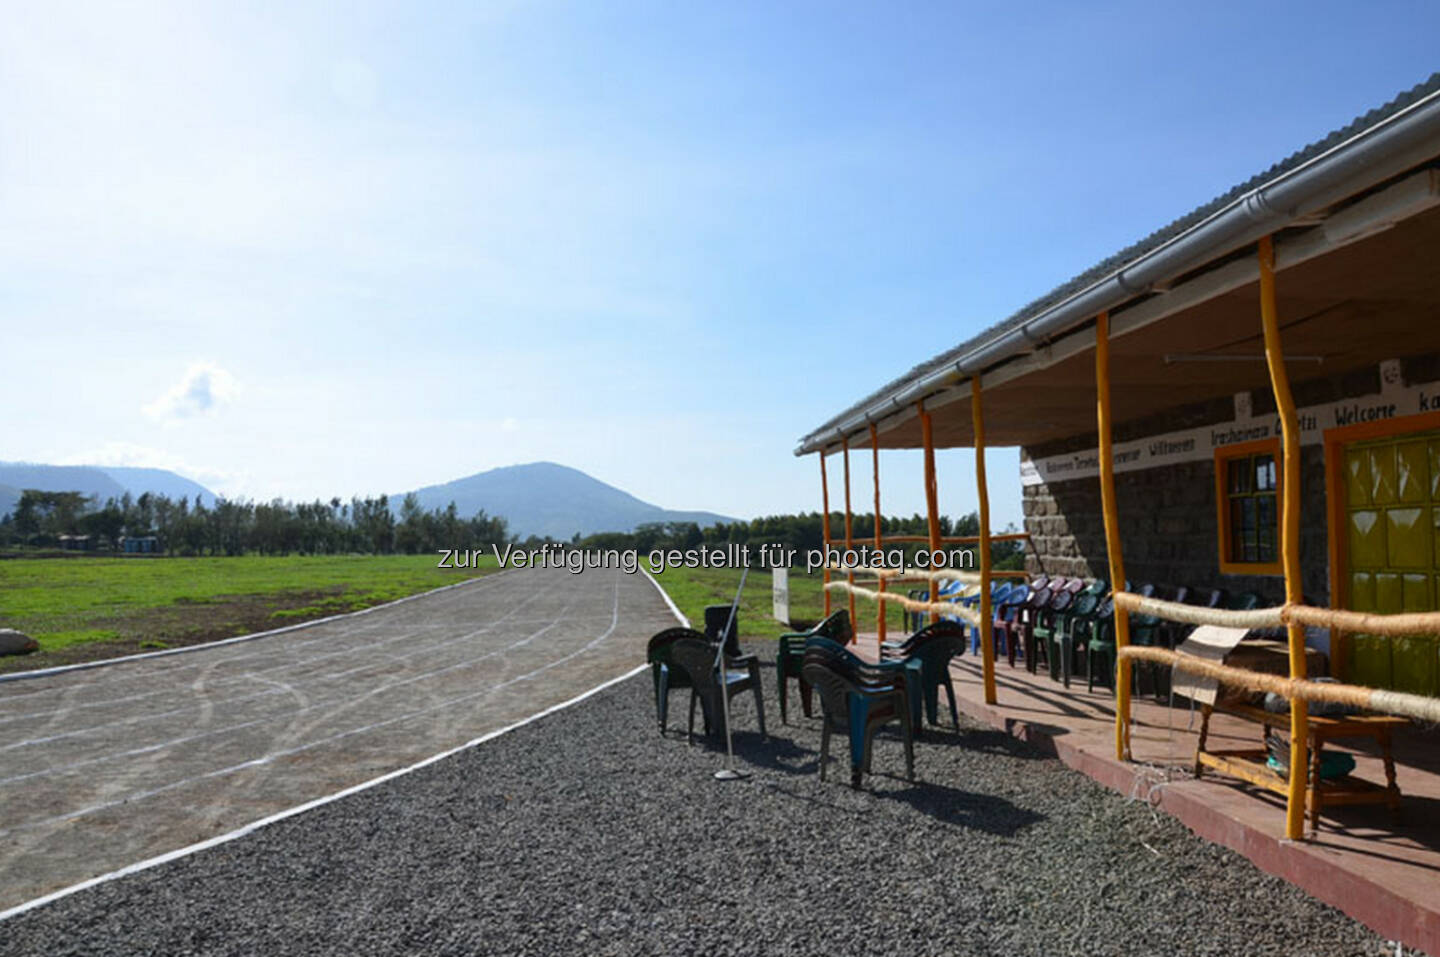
1118,645,1440,724
823,581,981,625
1114,591,1440,638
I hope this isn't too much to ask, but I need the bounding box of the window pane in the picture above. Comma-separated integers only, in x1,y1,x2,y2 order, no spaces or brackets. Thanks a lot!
1229,500,1245,562
1257,494,1277,562
1256,454,1276,492
1229,459,1250,494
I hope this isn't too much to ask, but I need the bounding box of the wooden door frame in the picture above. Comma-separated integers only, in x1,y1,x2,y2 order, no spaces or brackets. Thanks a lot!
1324,408,1440,680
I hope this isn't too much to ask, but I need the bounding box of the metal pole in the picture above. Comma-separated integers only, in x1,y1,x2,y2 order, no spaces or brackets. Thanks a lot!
713,566,751,781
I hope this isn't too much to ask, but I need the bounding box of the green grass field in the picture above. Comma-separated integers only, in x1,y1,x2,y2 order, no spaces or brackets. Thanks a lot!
650,565,920,640
0,554,499,663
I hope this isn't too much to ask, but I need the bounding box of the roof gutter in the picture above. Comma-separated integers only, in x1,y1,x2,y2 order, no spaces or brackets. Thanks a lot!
797,86,1440,455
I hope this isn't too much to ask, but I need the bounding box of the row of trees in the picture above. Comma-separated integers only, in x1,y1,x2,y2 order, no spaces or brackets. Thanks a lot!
0,489,1026,568
0,490,509,557
576,512,1027,569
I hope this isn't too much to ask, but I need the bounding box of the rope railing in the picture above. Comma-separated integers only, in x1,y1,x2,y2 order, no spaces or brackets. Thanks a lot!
823,580,981,625
1113,592,1440,638
1118,645,1440,724
824,564,983,585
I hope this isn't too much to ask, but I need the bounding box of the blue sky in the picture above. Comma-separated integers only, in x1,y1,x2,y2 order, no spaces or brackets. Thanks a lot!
2,2,1437,530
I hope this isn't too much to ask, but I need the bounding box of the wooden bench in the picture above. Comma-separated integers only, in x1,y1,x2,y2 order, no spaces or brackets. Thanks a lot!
1194,701,1405,833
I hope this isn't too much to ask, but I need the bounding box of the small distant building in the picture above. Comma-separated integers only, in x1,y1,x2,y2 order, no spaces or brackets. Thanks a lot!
120,535,159,554
58,534,93,551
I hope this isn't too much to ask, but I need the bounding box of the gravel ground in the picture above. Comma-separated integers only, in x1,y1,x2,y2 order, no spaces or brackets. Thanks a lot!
0,644,1401,957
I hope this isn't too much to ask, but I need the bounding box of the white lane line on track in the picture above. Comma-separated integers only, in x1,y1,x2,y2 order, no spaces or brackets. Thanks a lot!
0,566,684,924
641,567,690,627
0,569,642,836
0,572,549,726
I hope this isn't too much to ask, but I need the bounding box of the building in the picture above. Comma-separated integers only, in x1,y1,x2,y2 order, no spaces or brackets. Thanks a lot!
796,72,1440,698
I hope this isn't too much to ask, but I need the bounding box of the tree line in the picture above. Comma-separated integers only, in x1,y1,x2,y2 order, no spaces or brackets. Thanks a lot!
0,488,1026,568
575,511,1027,569
0,490,509,556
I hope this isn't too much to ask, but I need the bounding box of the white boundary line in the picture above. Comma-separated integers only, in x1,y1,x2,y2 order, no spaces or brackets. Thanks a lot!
0,568,686,924
640,567,690,628
0,569,513,685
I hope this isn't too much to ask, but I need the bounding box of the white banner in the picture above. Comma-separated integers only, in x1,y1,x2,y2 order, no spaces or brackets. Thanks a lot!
771,566,790,624
1021,360,1439,486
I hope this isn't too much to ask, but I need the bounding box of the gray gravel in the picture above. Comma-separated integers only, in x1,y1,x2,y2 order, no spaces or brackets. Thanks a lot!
0,644,1401,956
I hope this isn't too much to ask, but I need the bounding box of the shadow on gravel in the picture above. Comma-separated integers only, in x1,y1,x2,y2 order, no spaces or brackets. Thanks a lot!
876,779,1046,835
912,726,1050,760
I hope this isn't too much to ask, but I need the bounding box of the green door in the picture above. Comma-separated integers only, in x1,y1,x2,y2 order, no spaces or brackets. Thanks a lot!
1343,429,1440,695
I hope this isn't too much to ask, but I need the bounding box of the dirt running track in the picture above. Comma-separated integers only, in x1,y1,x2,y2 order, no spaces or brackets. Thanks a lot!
0,565,679,911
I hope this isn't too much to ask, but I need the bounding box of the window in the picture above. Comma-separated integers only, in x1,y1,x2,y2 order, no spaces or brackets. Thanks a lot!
1215,440,1282,575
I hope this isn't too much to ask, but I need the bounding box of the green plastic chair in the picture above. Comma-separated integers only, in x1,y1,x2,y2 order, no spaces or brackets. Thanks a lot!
777,610,851,723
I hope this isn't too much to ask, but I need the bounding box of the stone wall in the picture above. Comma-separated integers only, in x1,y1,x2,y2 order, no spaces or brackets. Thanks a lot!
1022,447,1327,603
1018,354,1440,602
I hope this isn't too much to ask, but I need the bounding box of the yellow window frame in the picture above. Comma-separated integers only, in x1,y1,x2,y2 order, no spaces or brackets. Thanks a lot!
1215,437,1284,576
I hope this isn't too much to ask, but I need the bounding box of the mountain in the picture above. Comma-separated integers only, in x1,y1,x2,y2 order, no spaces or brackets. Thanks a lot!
97,467,217,507
0,462,217,518
399,462,736,540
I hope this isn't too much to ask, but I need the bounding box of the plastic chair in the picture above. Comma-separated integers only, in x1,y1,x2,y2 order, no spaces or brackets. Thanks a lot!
776,610,851,724
802,642,915,789
1018,585,1055,674
1037,587,1079,681
1084,597,1119,692
964,582,1013,653
668,635,766,744
810,636,923,732
993,583,1031,667
647,627,703,733
878,620,967,730
1054,591,1101,688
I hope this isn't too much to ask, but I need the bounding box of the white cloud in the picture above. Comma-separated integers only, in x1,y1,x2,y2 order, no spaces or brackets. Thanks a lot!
499,417,520,433
143,362,238,424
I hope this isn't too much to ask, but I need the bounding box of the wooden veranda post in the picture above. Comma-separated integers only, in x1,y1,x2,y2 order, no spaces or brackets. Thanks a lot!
1258,234,1310,840
871,423,886,645
972,378,997,705
820,451,832,617
1095,311,1133,761
843,434,856,638
918,401,942,625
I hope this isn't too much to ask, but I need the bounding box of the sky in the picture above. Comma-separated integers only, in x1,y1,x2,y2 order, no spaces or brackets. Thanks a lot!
3,2,1438,530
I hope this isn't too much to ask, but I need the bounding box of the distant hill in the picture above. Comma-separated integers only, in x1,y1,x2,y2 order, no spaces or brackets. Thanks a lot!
400,462,735,540
97,467,217,507
0,462,217,518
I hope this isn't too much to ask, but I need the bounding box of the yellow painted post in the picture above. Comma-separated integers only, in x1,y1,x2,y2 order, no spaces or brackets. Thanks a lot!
1259,234,1310,840
871,423,886,645
1095,311,1133,761
972,378,998,705
919,402,942,624
820,451,832,617
842,435,857,638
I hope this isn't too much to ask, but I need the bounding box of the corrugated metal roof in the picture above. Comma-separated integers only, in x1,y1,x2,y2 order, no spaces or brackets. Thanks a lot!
801,71,1440,445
